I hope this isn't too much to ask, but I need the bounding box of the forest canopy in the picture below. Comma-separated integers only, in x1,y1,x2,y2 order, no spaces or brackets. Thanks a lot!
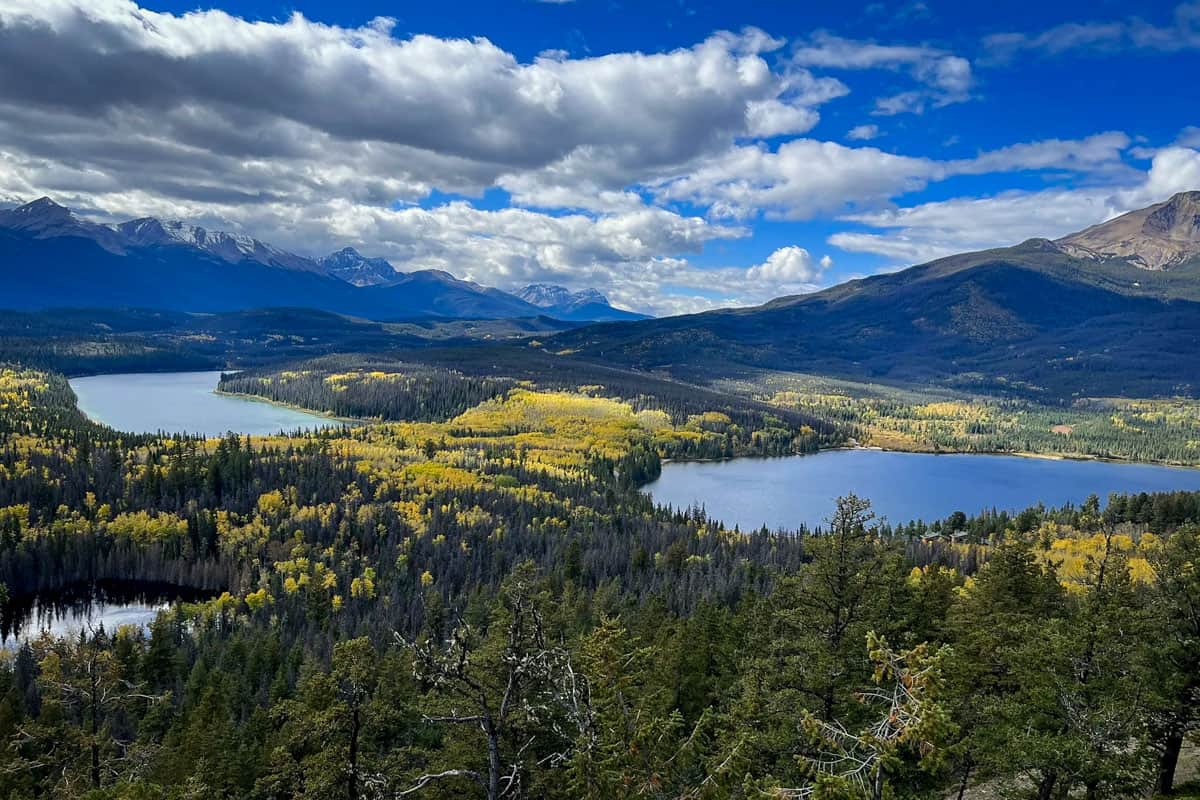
0,364,1197,799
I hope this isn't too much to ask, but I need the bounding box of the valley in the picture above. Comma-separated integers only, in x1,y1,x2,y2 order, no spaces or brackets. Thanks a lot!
65,370,1200,533
7,6,1200,797
2,359,1200,797
4,187,1200,800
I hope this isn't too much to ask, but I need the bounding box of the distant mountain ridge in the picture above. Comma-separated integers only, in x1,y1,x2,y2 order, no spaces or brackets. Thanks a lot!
0,198,322,273
551,191,1200,398
0,198,638,322
516,284,647,322
116,217,326,274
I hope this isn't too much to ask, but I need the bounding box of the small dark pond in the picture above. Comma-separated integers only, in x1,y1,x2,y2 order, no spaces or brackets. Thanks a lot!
2,581,213,648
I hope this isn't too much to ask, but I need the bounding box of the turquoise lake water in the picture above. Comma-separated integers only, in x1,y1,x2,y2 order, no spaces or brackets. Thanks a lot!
70,371,336,437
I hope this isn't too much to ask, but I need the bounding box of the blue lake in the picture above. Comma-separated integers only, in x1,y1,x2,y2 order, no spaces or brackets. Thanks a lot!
644,449,1200,532
70,371,336,437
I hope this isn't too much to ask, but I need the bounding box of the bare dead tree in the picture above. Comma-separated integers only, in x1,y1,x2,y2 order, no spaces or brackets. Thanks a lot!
395,568,593,799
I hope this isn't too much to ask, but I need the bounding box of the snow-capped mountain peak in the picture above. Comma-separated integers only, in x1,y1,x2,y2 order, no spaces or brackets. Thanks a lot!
1,197,84,231
0,197,129,251
517,284,609,309
0,198,649,321
514,284,646,321
113,217,325,273
317,247,401,287
10,196,76,223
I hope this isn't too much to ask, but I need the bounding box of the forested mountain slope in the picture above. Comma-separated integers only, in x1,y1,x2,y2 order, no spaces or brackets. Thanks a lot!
554,223,1200,398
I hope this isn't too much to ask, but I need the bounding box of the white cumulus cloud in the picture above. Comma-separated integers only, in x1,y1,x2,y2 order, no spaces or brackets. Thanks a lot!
828,146,1200,265
747,246,832,284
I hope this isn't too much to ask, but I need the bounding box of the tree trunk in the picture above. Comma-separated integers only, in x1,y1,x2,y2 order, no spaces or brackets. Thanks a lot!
91,671,101,790
821,687,835,723
1157,730,1184,795
347,704,360,800
485,719,501,800
1036,771,1057,800
955,760,973,800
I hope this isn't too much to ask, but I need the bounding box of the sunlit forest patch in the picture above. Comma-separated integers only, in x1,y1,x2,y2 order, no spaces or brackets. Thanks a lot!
725,370,1200,465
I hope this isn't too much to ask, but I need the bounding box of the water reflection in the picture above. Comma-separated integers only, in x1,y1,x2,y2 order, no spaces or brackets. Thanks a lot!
1,581,211,648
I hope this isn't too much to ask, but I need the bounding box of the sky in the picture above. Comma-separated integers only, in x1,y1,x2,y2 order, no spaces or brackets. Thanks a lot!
1,1,1199,315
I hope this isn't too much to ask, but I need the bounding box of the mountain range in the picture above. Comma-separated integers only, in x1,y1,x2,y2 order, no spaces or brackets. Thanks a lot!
8,193,1200,399
516,284,648,322
552,191,1200,399
0,198,640,322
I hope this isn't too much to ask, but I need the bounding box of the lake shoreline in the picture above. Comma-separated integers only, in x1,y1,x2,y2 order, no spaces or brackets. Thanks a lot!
661,442,1200,471
210,392,1200,471
73,370,1200,470
212,388,363,426
213,399,1200,472
69,371,340,437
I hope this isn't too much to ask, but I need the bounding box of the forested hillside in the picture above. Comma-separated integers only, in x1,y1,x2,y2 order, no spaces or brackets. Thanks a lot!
221,353,1200,466
724,371,1200,465
0,365,1198,798
218,360,520,423
551,239,1200,398
217,352,838,459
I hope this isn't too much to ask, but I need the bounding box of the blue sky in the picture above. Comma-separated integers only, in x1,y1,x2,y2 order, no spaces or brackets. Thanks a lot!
0,0,1197,313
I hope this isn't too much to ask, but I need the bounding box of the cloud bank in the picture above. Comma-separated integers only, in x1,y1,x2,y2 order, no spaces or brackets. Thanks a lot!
0,1,1186,313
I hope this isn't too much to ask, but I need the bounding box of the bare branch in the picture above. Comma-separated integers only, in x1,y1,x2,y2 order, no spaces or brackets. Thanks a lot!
396,769,483,796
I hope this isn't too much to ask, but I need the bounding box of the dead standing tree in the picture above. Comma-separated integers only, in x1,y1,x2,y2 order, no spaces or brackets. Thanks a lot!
396,567,593,799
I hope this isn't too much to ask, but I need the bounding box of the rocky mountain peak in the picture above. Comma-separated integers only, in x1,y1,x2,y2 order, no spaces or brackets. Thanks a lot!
0,197,132,253
1142,190,1200,240
317,247,399,287
1057,190,1200,270
4,197,78,228
16,196,70,215
518,284,610,309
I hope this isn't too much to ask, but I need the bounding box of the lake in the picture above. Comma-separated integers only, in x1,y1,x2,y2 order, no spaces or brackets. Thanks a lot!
644,449,1200,532
1,583,208,649
71,370,336,437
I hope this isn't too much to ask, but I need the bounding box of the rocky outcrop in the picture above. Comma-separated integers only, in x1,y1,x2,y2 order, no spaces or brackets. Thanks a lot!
1058,191,1200,270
